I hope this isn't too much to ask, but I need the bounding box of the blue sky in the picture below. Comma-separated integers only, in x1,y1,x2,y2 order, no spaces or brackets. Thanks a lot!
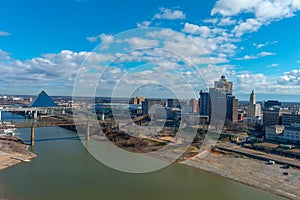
1,0,300,101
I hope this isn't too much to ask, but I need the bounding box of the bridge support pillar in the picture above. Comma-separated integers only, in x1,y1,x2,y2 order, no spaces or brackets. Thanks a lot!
0,110,1,121
33,110,38,120
31,125,35,146
86,124,90,141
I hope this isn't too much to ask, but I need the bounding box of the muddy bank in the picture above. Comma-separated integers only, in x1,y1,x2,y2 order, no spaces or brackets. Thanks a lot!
0,135,36,171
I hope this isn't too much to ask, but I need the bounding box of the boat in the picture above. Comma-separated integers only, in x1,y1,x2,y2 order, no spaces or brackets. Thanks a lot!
0,121,16,136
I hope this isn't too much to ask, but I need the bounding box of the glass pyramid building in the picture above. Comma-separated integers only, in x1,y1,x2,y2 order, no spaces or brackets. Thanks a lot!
29,91,58,107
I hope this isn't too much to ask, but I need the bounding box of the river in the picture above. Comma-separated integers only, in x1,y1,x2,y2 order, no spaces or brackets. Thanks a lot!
0,113,286,200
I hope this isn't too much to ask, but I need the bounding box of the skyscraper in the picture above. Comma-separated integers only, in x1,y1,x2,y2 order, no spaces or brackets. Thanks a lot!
226,95,238,122
201,75,238,123
250,90,256,105
214,75,233,95
247,90,261,118
190,98,199,113
199,90,210,116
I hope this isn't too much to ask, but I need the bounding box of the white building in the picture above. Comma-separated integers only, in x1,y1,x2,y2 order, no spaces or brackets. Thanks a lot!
247,90,261,118
283,124,300,143
265,124,300,144
265,125,285,141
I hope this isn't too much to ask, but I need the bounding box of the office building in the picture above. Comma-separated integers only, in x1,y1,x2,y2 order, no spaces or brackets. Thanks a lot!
199,90,210,116
226,95,238,122
247,90,261,118
142,99,165,115
263,109,291,126
190,98,199,113
214,75,233,95
265,124,300,144
131,97,145,105
282,113,300,126
167,99,180,108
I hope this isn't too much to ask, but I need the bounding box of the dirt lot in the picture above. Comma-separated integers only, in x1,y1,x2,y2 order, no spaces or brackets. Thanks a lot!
182,149,300,200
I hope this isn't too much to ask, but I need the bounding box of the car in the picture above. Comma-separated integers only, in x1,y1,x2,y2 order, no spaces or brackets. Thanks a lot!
283,172,289,176
268,160,275,165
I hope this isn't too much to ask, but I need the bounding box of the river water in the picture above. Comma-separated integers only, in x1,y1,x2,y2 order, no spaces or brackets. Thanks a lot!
0,113,286,200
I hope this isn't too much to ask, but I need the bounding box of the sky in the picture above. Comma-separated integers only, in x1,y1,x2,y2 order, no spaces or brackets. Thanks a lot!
0,0,300,101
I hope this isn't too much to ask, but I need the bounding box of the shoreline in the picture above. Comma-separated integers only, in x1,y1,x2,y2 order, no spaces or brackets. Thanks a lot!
0,135,36,171
180,150,299,200
1,128,298,200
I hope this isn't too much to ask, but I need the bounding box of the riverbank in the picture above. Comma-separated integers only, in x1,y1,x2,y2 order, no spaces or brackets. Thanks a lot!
0,135,36,171
181,146,300,200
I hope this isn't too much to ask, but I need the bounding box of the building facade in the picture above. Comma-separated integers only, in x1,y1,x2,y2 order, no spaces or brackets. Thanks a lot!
199,90,210,116
226,95,238,122
265,124,300,144
199,76,238,123
189,98,199,113
247,90,261,118
282,113,300,126
263,109,291,126
142,99,165,115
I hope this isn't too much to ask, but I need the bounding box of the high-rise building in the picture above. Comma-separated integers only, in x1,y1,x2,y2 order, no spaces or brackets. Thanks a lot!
249,90,256,104
247,90,261,118
226,95,238,122
208,88,227,123
142,99,165,115
214,75,233,95
202,76,238,123
199,90,210,116
190,98,199,113
263,109,291,126
131,97,145,105
167,99,180,108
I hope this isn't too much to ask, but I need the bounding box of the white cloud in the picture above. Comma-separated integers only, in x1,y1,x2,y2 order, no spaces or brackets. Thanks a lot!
137,21,151,28
211,0,260,16
182,23,211,37
154,7,186,20
236,51,276,60
235,73,268,89
258,51,276,56
278,69,300,85
203,18,218,24
218,17,237,26
267,63,279,68
219,43,237,53
212,0,300,22
212,0,300,38
236,55,258,60
0,49,10,60
0,50,115,93
124,37,160,49
86,33,114,50
0,31,10,36
253,41,278,49
232,18,263,37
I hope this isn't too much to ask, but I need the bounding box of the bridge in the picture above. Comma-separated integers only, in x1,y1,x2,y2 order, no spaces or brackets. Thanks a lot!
0,107,71,120
1,113,149,146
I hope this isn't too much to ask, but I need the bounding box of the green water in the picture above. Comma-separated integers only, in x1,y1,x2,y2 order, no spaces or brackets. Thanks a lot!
0,127,286,200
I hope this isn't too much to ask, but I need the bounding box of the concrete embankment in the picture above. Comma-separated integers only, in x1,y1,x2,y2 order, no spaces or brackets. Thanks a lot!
0,135,36,171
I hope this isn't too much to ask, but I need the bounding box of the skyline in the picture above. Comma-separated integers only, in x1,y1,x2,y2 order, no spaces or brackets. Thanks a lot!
1,0,300,101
